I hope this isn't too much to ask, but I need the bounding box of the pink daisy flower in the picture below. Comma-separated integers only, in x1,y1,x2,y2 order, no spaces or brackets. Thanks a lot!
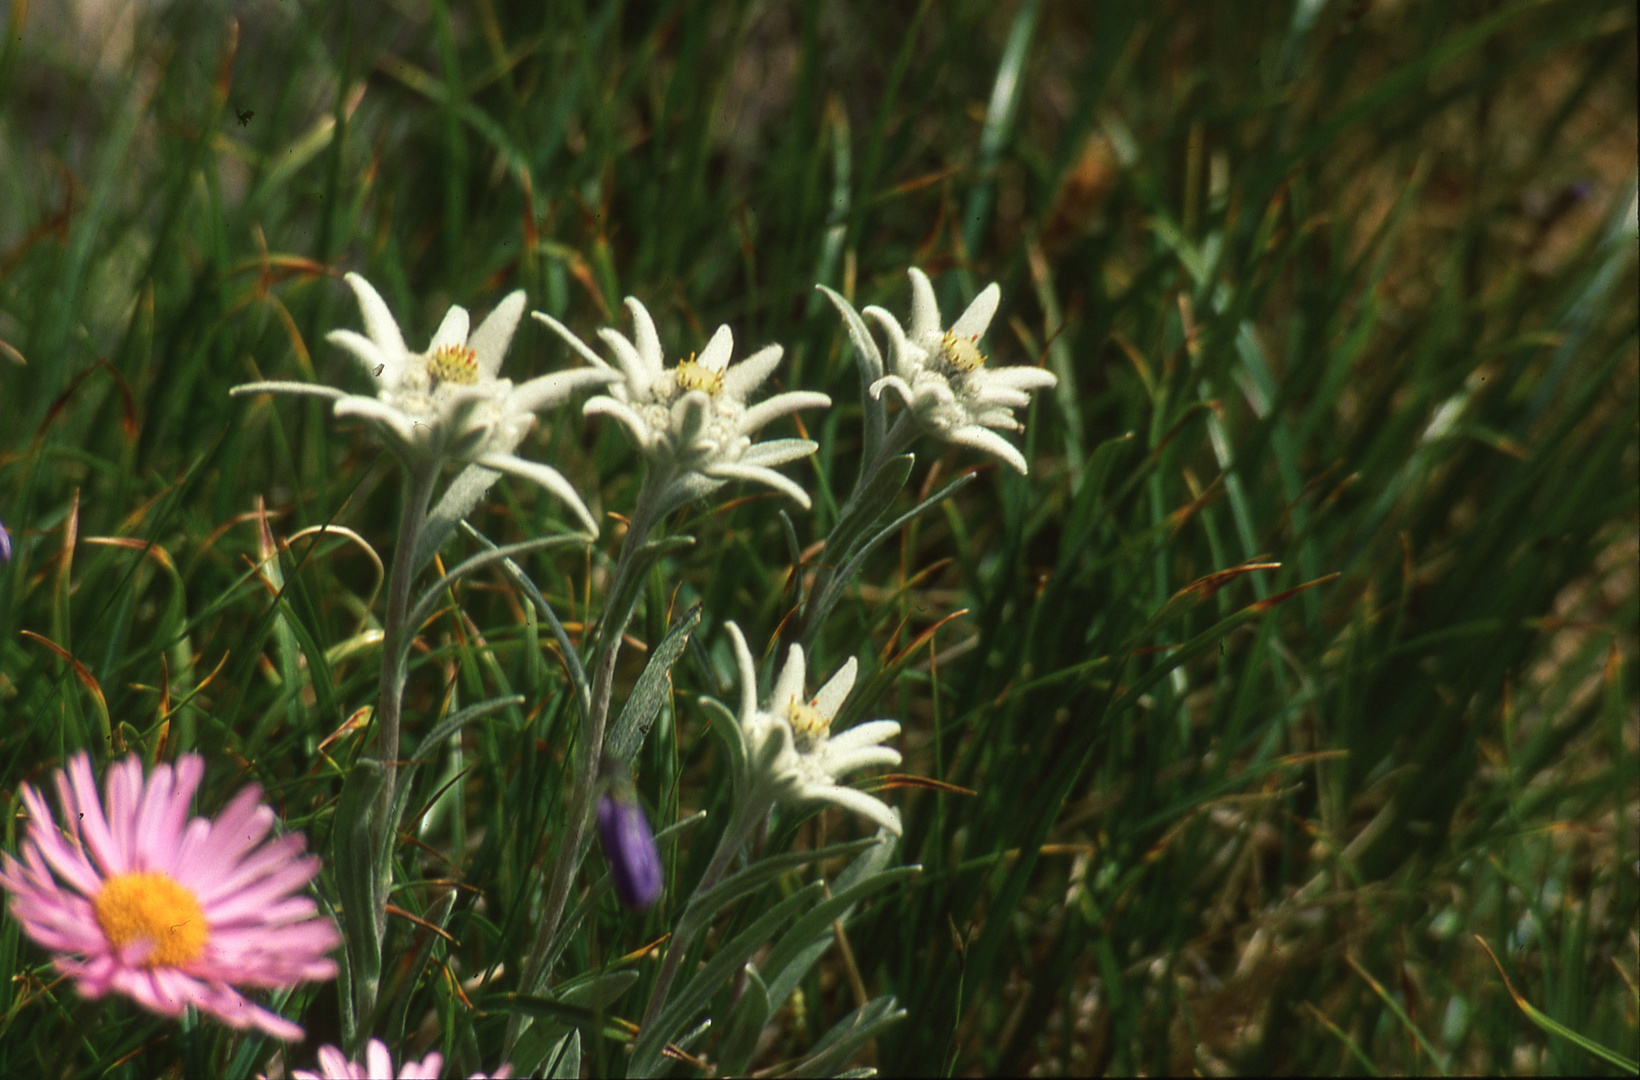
0,752,340,1040
290,1039,512,1080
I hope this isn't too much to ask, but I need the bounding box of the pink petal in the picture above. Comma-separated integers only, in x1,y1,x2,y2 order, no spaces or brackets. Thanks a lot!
102,756,146,869
65,755,125,876
365,1041,395,1079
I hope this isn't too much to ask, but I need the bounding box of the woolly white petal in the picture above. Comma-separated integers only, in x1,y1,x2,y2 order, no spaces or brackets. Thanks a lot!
980,365,1058,392
429,305,470,354
864,307,918,376
230,381,346,401
344,272,406,356
948,424,1029,474
673,391,712,450
696,324,734,375
972,405,1023,431
738,391,831,435
474,453,598,535
727,622,758,722
740,438,818,467
816,284,885,382
907,267,941,343
723,343,783,401
971,384,1033,410
772,645,807,715
532,312,614,371
812,657,858,720
825,719,903,755
584,396,656,448
809,785,903,836
470,291,526,377
596,328,653,391
509,367,620,414
950,282,1000,343
625,297,666,384
706,461,813,508
325,329,393,379
825,743,903,775
869,374,915,405
333,395,418,446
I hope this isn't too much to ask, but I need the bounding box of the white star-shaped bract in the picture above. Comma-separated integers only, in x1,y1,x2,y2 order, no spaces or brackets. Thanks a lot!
863,267,1057,475
536,298,830,510
726,622,902,835
232,273,616,533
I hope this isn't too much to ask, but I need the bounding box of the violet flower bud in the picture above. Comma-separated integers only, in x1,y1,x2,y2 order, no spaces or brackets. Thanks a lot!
0,519,9,564
596,777,663,910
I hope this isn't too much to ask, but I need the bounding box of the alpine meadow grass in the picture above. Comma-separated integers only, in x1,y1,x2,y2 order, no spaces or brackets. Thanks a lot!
0,1,1635,1076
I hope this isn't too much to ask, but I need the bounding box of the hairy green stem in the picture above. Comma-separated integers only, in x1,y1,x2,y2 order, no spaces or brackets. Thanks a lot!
360,462,438,1029
512,469,669,1040
791,413,918,649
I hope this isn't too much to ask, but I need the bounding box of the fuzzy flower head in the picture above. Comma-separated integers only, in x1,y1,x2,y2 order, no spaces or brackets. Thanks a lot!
0,754,340,1040
537,299,830,509
233,273,616,532
864,267,1057,474
726,623,902,834
288,1038,511,1080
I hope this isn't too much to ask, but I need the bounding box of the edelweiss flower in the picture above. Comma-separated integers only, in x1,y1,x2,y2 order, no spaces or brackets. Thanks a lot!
233,273,616,532
288,1038,512,1080
0,754,339,1040
726,623,902,834
537,299,829,509
863,267,1057,474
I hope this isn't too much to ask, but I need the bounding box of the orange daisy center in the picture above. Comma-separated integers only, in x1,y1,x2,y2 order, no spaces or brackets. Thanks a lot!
94,871,209,967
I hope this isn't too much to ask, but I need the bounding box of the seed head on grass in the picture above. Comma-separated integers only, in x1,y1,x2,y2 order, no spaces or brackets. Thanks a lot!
0,754,340,1040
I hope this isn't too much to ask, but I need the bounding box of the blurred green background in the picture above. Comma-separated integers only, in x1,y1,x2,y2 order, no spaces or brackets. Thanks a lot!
1,0,1635,1075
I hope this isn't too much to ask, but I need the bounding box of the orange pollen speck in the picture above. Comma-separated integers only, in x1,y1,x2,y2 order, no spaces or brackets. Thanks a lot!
940,331,986,372
428,344,480,385
94,871,209,967
674,354,724,396
786,696,830,751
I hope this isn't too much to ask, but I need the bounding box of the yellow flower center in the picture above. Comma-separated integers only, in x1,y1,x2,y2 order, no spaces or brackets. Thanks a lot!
940,331,986,373
93,871,209,967
786,696,830,751
674,354,724,396
428,344,480,385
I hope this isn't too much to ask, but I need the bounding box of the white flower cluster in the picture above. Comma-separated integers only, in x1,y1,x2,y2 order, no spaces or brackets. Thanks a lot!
232,274,618,533
860,267,1058,475
536,299,830,511
232,263,1057,833
726,622,903,835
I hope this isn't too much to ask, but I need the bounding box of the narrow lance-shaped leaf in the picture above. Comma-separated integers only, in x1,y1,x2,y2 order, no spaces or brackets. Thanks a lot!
606,603,702,766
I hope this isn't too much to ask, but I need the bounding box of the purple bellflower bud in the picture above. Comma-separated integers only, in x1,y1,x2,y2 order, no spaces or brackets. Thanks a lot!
0,519,9,564
596,764,663,910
